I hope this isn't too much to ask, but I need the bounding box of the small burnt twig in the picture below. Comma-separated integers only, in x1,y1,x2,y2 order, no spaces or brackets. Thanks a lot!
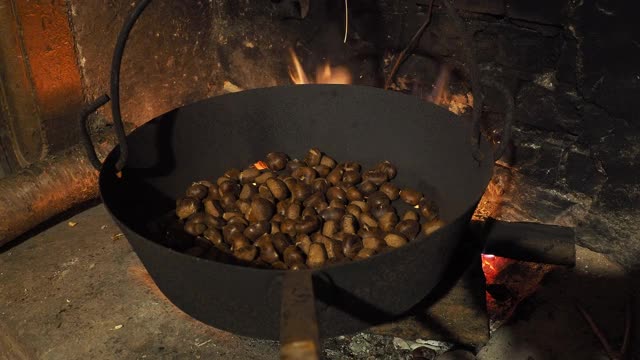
384,0,434,90
576,298,632,360
621,298,631,357
343,0,349,43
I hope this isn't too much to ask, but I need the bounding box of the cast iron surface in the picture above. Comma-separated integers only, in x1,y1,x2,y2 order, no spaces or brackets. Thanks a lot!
99,84,493,339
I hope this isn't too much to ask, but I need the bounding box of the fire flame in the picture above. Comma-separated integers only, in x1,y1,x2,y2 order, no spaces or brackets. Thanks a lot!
288,48,352,85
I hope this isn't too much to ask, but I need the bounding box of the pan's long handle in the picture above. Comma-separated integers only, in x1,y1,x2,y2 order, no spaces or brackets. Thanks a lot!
474,219,576,266
280,271,321,360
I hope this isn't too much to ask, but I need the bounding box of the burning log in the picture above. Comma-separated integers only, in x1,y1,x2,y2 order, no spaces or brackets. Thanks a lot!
0,137,114,247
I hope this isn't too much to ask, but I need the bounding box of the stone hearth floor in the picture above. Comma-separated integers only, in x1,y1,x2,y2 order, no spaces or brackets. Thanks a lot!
0,204,637,360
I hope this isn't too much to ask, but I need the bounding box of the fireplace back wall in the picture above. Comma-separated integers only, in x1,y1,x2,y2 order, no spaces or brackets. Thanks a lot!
0,0,638,272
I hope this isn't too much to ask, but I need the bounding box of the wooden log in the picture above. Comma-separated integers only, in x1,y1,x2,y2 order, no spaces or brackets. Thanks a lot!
0,138,114,247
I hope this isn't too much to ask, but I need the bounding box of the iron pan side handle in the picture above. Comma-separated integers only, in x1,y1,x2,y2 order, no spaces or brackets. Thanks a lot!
472,219,576,266
280,270,321,360
79,0,152,172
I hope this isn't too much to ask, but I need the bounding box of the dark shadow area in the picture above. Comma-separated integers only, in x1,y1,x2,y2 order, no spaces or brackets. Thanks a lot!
0,197,102,254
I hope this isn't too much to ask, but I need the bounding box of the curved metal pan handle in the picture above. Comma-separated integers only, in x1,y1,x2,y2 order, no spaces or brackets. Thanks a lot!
79,0,152,171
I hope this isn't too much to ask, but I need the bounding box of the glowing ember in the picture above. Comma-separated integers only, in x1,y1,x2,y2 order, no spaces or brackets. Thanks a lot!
253,161,269,170
481,254,514,283
288,48,352,85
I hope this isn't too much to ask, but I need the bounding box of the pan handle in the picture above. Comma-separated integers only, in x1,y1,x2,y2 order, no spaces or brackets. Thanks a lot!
280,271,321,360
79,0,152,172
79,95,111,170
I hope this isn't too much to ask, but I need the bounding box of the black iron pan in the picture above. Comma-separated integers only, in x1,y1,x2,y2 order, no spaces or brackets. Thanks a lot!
79,0,521,356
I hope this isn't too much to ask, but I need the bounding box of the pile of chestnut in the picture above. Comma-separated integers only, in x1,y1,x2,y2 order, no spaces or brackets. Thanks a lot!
174,149,444,269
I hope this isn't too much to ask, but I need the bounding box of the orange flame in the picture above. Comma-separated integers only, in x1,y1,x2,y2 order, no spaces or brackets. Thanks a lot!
288,48,352,85
423,63,473,115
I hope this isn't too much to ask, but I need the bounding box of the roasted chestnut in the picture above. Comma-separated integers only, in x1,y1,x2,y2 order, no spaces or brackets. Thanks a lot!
244,221,271,240
320,208,345,222
342,170,362,185
307,242,328,268
384,233,407,248
346,204,363,218
224,168,241,181
342,161,361,172
379,182,400,201
342,235,364,258
291,182,311,202
290,262,308,270
377,161,397,180
239,168,261,184
295,234,312,255
292,166,317,185
326,168,344,185
219,180,240,196
362,236,384,250
313,164,331,177
203,228,224,245
184,221,207,236
296,215,320,234
341,214,358,234
378,211,398,232
239,183,258,200
281,219,297,236
220,193,239,212
345,187,363,201
362,170,387,186
255,171,275,185
400,188,423,206
203,199,223,218
304,148,322,166
285,202,302,220
319,155,337,169
355,248,376,260
326,187,347,203
266,178,289,200
255,235,279,263
229,232,251,251
247,197,275,222
176,197,200,220
233,246,258,262
286,159,304,172
283,245,305,266
322,220,339,237
222,223,245,242
395,220,420,239
265,232,286,252
265,152,288,171
402,210,420,221
419,198,439,221
301,206,318,217
358,181,377,195
359,212,378,228
311,178,330,193
186,183,208,200
303,191,325,208
422,219,445,236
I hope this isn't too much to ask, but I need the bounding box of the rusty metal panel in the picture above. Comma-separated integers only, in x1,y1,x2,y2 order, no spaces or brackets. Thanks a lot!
0,0,45,167
11,0,84,154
